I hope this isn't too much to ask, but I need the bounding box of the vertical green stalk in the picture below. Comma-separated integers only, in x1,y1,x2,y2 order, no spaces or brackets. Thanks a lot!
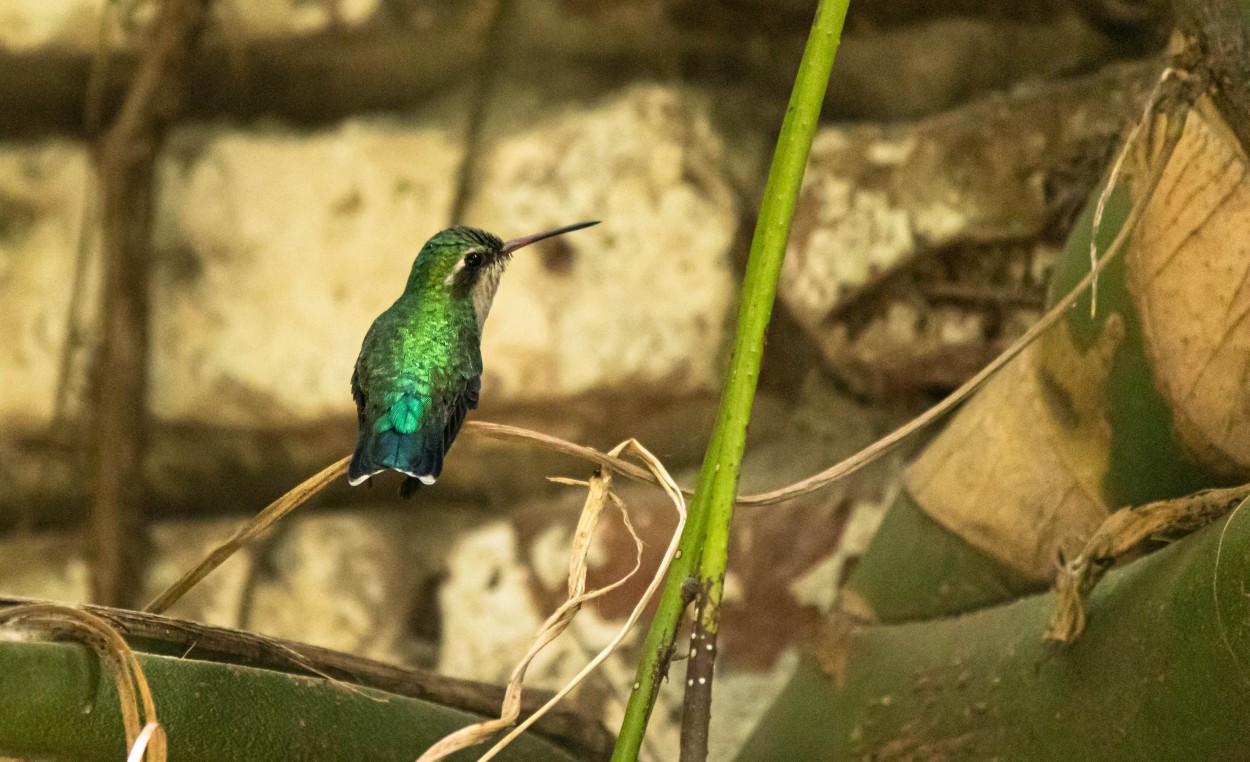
611,1,850,759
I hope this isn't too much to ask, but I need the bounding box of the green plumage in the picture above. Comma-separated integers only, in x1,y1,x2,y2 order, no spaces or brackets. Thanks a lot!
349,227,493,496
348,220,597,497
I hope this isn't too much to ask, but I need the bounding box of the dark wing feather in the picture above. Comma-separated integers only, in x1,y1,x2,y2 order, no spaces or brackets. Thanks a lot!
443,374,480,451
350,361,367,428
348,354,375,483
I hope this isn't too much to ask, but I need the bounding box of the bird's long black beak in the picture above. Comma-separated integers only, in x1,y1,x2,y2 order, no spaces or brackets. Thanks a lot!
500,220,599,255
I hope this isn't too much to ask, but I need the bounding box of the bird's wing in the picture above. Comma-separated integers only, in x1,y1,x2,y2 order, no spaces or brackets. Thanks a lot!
438,342,482,455
351,362,367,428
442,373,481,451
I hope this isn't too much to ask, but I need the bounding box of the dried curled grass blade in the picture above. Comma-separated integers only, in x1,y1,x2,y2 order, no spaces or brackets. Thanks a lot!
480,440,684,762
144,455,351,614
467,422,658,484
0,603,165,761
416,439,683,762
413,465,620,761
127,722,167,762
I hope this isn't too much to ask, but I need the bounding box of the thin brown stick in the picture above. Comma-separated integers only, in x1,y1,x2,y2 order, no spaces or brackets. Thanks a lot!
678,578,715,762
447,0,509,226
466,421,658,483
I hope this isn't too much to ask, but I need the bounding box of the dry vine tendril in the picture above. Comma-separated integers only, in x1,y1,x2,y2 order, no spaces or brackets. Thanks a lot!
0,603,166,761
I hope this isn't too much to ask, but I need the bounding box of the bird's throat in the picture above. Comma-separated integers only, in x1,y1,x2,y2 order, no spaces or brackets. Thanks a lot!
470,264,505,331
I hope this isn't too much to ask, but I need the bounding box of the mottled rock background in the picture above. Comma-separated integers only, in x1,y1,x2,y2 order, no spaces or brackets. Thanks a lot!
0,0,1166,758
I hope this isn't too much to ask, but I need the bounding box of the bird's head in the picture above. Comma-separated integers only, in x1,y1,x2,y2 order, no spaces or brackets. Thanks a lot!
406,221,599,328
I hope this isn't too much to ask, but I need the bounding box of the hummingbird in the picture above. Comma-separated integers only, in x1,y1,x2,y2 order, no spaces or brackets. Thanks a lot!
348,220,599,497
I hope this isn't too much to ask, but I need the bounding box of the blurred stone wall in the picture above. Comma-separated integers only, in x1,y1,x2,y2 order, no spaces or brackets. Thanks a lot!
0,0,1165,758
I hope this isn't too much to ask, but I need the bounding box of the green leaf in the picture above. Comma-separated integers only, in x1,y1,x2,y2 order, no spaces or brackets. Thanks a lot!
738,498,1250,761
0,641,583,762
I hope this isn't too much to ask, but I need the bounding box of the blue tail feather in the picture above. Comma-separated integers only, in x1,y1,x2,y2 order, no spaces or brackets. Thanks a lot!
348,425,445,488
348,376,479,497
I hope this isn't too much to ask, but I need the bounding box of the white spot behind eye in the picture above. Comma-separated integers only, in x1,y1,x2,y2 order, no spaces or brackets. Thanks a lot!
444,247,484,286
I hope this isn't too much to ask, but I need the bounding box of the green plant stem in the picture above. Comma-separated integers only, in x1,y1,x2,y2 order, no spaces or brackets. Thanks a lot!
692,1,848,537
610,429,725,761
611,2,850,759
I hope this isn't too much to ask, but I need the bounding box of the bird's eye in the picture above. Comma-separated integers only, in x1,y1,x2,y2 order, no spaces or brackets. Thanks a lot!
464,251,484,268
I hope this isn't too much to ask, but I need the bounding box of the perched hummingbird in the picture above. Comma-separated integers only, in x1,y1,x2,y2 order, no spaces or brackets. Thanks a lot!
348,221,599,497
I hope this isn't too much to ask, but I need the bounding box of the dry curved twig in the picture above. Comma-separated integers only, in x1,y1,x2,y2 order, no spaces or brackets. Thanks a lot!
0,603,165,761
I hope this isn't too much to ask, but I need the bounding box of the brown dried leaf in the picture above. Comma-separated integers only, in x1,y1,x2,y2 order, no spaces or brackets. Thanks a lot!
1127,99,1250,477
1044,483,1250,644
902,71,1196,581
904,323,1118,580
